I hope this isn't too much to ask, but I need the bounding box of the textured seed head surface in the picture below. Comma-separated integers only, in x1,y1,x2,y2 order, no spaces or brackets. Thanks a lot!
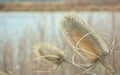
60,14,109,63
33,42,64,64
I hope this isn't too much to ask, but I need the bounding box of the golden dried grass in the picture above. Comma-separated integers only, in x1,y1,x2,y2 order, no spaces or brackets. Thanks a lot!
0,71,8,75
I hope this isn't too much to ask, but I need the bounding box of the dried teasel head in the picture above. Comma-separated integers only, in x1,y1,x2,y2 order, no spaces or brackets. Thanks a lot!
32,42,85,72
33,42,65,64
60,14,115,75
60,14,109,62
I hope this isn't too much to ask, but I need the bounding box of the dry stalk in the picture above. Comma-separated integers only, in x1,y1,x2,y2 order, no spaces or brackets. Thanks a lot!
60,14,116,75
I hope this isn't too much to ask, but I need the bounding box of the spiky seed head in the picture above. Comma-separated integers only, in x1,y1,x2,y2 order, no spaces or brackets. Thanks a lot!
60,14,109,63
32,42,65,64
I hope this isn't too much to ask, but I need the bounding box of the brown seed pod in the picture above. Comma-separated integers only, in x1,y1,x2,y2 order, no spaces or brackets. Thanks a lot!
32,42,85,71
60,14,115,75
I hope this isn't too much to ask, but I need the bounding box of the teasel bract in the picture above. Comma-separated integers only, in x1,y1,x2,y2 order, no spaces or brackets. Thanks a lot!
60,14,116,75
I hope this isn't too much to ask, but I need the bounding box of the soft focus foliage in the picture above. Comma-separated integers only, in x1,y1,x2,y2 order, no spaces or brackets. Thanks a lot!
0,11,120,75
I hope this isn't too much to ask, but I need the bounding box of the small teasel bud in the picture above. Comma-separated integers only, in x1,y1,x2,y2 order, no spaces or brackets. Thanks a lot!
33,42,64,64
32,42,85,71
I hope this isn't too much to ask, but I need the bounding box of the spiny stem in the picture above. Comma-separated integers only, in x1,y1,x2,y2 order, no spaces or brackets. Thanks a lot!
99,58,115,75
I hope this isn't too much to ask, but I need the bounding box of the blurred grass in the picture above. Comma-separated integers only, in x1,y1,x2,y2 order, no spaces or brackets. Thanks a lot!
0,11,120,75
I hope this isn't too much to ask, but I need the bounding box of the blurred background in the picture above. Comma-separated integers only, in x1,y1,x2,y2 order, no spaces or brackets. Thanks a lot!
0,0,120,75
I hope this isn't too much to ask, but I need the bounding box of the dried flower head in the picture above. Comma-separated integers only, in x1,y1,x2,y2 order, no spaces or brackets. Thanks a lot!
60,14,115,75
33,42,64,64
32,42,86,72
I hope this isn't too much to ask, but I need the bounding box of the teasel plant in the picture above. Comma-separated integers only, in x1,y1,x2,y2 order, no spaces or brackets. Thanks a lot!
60,14,116,75
32,42,95,75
